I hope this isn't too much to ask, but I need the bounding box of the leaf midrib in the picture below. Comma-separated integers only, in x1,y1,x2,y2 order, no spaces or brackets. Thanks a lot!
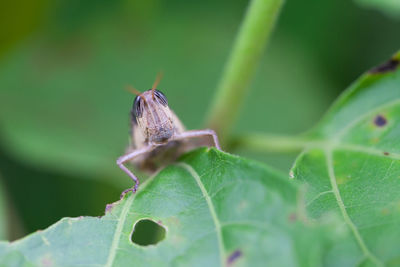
297,98,400,266
104,175,156,267
325,149,384,267
176,162,226,267
104,195,134,267
296,58,400,266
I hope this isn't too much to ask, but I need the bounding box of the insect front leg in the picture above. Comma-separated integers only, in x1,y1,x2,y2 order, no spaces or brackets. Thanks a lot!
116,146,154,199
174,129,221,150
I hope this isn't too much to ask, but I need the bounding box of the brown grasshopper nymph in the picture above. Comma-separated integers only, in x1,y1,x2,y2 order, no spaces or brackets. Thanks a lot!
117,78,221,198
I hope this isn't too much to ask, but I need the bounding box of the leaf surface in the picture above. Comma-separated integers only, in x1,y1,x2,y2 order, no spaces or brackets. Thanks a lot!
0,148,332,267
291,51,400,266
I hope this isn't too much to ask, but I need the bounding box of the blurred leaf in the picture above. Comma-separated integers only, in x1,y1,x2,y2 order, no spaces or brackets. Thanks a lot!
0,2,335,179
291,51,400,266
0,143,123,240
0,0,50,58
234,36,337,171
0,176,6,239
0,148,336,266
354,0,400,18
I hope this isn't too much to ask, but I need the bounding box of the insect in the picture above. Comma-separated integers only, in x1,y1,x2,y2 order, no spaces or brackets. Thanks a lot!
117,74,221,198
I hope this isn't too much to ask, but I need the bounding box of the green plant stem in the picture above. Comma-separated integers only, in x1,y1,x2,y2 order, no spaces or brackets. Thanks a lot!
229,133,321,153
205,0,284,142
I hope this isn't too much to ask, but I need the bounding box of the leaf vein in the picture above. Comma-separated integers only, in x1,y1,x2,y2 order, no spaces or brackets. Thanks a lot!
104,195,134,267
104,174,157,267
334,98,400,140
305,190,334,207
337,143,400,161
325,149,384,267
176,162,226,267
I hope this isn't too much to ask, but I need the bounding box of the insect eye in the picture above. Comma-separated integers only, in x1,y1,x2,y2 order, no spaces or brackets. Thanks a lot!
133,96,143,118
154,90,168,106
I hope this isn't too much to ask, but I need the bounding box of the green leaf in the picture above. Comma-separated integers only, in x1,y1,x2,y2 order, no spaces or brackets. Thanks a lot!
291,51,400,266
0,148,334,267
354,0,400,18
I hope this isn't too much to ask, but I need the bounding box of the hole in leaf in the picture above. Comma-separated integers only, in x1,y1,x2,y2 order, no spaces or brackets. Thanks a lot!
131,219,166,246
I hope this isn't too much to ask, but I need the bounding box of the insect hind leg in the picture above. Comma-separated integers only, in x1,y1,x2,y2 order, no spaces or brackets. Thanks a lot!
174,129,221,150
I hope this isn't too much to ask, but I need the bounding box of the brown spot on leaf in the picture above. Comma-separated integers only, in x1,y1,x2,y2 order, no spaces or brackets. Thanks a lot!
370,58,399,73
41,255,53,267
104,199,124,215
383,152,390,156
337,176,348,185
288,213,297,222
371,137,380,144
105,204,114,213
227,250,242,266
381,208,390,215
374,115,387,127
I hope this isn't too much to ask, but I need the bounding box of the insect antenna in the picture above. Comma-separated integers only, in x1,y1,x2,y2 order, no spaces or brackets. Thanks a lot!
151,72,164,99
125,85,142,96
126,85,148,106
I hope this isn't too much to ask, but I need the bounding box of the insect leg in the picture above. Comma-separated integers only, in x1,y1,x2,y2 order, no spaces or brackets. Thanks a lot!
116,146,153,199
174,129,221,150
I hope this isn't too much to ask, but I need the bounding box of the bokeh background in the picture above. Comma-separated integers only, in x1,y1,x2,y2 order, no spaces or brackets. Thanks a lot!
0,0,399,241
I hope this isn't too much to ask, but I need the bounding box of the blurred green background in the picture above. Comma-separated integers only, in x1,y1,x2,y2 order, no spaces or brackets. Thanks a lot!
0,0,399,241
